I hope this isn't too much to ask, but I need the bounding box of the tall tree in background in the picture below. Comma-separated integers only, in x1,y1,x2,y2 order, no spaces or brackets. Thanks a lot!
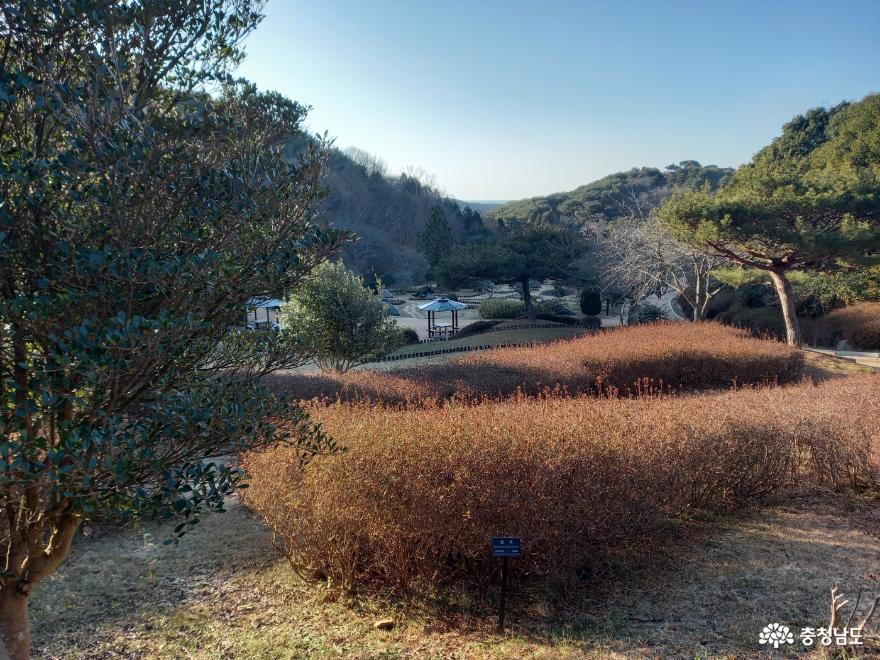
419,206,455,277
660,95,880,345
0,3,345,656
438,224,585,319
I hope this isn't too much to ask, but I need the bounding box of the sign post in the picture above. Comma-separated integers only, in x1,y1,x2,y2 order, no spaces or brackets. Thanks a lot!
491,537,521,633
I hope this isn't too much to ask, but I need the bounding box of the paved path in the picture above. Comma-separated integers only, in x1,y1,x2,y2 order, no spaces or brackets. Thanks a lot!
806,347,880,371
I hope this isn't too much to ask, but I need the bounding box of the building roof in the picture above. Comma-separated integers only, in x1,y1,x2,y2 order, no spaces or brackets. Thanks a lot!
417,297,468,312
246,296,284,309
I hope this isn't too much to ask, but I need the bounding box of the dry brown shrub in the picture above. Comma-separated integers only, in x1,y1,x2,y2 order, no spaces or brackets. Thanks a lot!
810,302,880,350
243,375,879,591
267,322,804,404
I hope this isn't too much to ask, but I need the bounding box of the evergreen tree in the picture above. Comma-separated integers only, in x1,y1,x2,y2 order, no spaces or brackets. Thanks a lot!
580,289,602,316
0,3,345,654
438,224,585,319
419,206,455,275
659,95,880,345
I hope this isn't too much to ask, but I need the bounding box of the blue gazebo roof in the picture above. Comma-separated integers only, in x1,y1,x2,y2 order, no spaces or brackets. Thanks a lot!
418,297,468,312
246,296,284,309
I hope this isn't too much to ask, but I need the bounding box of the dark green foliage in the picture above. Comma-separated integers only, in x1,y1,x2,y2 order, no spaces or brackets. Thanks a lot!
399,327,421,345
0,2,345,642
736,284,769,308
580,289,603,316
479,298,572,320
660,94,880,345
419,207,456,273
535,313,580,326
627,303,668,325
460,206,486,236
538,298,575,315
490,162,733,226
479,299,526,319
454,320,501,338
439,223,586,319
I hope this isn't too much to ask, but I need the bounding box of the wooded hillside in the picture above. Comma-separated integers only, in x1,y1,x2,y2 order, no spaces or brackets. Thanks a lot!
489,161,733,226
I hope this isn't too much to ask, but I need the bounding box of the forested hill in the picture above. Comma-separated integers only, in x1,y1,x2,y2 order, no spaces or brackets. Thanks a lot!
315,147,485,285
488,161,733,227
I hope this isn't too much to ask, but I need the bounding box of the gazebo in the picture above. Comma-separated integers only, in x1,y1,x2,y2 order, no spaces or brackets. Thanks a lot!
246,296,284,330
418,297,468,340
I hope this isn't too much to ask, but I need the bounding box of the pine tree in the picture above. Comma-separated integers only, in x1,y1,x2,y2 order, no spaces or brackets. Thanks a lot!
660,95,880,346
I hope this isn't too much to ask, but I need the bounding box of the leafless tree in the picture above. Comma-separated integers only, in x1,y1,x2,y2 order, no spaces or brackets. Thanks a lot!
599,188,728,322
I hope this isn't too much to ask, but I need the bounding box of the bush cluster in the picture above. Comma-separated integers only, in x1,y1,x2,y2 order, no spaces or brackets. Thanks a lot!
809,302,880,350
454,320,501,338
579,288,602,316
478,297,573,319
267,323,804,404
398,327,420,345
627,303,667,325
478,298,525,319
534,312,579,326
243,375,880,591
718,305,788,339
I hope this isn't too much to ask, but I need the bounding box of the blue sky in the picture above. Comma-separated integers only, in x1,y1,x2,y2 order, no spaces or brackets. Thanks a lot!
235,0,880,201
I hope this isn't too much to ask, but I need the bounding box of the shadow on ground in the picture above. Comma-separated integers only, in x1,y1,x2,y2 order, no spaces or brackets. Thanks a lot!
32,493,880,658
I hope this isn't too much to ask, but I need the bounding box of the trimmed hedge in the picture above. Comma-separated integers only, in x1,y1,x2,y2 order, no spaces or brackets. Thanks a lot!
479,297,574,319
454,320,501,338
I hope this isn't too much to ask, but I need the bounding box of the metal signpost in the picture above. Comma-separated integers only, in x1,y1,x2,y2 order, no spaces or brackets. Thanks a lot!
491,537,521,633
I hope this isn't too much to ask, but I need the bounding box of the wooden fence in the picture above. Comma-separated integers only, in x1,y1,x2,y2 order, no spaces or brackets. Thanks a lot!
371,340,545,363
372,322,599,363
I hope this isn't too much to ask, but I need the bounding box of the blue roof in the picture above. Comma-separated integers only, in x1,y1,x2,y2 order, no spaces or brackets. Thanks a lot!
247,296,284,309
418,297,468,312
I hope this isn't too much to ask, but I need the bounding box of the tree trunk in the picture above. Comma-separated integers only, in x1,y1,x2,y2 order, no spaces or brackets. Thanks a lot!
693,277,712,322
694,298,710,322
769,269,803,347
0,586,30,660
521,276,534,319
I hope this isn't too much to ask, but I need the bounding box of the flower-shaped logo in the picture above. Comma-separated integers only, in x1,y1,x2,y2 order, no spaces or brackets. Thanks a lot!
759,623,795,648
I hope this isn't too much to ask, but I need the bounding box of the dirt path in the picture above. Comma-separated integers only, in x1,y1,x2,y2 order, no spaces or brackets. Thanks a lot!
31,494,880,658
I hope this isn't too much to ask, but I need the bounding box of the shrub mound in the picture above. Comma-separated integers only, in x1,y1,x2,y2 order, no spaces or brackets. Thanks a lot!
810,303,880,350
244,375,880,590
453,319,501,339
479,297,572,319
268,323,804,404
398,327,420,345
478,298,524,319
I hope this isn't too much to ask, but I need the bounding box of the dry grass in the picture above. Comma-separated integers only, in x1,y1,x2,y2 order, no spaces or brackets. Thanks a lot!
31,495,880,658
803,348,878,381
267,322,804,404
243,375,880,592
809,302,880,350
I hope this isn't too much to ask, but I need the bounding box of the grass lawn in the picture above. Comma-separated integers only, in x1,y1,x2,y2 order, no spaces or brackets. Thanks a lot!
32,494,880,658
387,325,589,358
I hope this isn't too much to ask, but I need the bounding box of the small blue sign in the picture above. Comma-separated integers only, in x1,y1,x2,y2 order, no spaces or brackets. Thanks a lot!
492,537,521,557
